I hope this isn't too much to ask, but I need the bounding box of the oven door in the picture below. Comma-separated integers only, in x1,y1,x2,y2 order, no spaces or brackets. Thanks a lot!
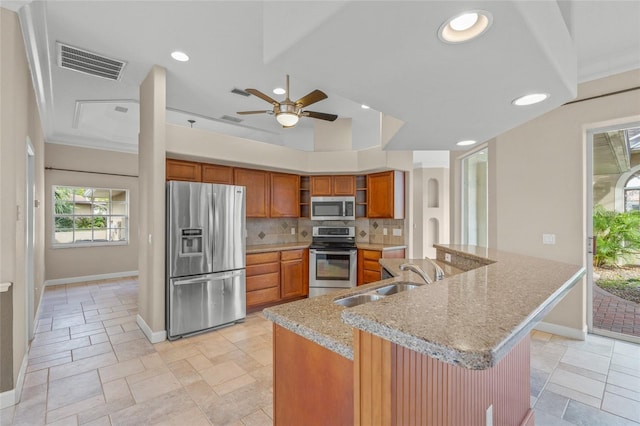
309,249,357,296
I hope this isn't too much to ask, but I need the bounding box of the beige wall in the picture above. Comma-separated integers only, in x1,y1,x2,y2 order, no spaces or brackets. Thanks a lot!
44,144,139,281
451,69,640,334
0,7,45,395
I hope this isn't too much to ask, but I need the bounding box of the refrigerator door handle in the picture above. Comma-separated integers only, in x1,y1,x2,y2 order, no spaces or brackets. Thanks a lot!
173,270,243,286
209,191,215,257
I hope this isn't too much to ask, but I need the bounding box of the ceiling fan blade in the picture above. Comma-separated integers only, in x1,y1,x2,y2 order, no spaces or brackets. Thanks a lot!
295,90,328,108
236,110,271,115
245,89,279,106
302,111,338,122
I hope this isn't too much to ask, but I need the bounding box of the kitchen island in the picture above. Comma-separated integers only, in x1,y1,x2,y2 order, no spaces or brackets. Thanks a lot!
264,245,585,426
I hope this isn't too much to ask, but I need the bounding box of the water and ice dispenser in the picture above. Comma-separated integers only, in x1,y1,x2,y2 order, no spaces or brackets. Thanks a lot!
181,228,203,256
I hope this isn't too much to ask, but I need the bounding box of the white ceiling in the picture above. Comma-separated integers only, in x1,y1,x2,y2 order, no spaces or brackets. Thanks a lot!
6,1,640,153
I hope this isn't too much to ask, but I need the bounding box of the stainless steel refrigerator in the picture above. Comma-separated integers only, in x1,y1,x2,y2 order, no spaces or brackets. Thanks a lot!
166,181,246,340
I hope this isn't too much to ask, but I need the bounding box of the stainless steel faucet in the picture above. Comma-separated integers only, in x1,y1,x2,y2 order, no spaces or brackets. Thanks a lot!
424,257,445,281
399,263,432,284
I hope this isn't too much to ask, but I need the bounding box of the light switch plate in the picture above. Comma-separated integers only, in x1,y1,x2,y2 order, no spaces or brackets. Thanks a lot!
291,228,296,235
445,253,452,262
383,228,388,235
393,228,402,236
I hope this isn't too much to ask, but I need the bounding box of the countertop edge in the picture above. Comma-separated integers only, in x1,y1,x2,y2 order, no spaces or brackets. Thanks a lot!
263,309,354,360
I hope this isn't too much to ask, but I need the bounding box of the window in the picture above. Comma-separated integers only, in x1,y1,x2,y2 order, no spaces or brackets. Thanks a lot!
53,186,128,246
461,149,488,246
624,174,640,212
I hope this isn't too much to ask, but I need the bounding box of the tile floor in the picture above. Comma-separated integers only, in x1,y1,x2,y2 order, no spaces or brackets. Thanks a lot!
1,276,639,425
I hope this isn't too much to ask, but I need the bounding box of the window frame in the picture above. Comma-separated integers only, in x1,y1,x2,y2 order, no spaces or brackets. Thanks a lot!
52,185,130,248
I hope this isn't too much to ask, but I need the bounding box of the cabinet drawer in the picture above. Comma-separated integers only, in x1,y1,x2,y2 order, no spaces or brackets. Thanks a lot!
281,249,304,261
247,262,280,276
247,251,280,265
363,259,381,272
247,273,280,292
247,286,280,306
363,270,381,283
362,250,382,261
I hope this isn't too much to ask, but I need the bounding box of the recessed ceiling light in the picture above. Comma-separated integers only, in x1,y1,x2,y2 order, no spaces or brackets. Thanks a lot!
171,51,189,62
512,93,549,106
456,140,477,146
361,104,370,109
439,10,492,43
273,87,286,95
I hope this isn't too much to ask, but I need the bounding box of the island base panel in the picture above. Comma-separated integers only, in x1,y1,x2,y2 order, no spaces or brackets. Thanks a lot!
354,330,534,426
273,324,354,426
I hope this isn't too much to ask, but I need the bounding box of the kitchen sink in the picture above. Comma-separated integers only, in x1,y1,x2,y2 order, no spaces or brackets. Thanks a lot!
375,282,421,296
334,293,384,308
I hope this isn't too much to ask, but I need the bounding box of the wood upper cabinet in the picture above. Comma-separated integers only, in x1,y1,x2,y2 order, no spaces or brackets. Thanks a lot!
166,159,202,182
367,170,405,219
270,172,300,218
280,249,309,299
311,175,355,196
202,164,233,184
234,168,269,218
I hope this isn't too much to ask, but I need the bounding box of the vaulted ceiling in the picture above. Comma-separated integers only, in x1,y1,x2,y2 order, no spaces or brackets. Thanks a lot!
4,1,640,153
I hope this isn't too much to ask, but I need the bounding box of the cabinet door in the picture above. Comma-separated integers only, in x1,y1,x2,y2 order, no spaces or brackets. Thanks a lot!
202,164,233,184
166,159,202,182
234,168,269,218
310,176,333,196
367,171,404,219
281,259,304,299
271,173,300,218
333,175,356,196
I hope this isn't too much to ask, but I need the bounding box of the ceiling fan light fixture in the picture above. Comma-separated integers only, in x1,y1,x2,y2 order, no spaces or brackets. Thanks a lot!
276,112,299,127
439,10,492,43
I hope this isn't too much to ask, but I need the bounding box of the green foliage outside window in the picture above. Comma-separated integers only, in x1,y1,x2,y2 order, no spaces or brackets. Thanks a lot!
593,204,640,267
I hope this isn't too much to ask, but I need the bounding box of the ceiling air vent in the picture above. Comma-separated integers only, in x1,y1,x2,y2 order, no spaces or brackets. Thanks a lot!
230,88,251,97
57,42,126,81
221,115,243,123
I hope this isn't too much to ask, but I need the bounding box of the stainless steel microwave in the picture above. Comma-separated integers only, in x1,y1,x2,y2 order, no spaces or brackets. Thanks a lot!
311,196,356,221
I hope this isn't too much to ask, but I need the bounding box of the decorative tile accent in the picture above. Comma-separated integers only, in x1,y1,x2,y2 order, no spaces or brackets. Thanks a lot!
280,222,288,230
372,221,379,230
301,230,308,238
258,232,266,240
359,230,367,238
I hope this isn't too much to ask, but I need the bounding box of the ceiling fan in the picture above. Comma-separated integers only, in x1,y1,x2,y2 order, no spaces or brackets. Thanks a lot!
237,75,338,128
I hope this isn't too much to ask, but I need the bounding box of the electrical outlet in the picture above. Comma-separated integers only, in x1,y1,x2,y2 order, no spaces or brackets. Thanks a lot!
393,228,402,236
291,227,296,235
383,228,388,236
445,253,452,263
542,234,556,245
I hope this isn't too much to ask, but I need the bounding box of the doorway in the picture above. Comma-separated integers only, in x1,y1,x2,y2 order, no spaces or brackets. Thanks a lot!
461,147,488,247
588,122,640,344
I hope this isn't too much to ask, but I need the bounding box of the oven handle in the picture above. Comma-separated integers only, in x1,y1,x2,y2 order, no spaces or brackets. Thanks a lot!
310,249,356,255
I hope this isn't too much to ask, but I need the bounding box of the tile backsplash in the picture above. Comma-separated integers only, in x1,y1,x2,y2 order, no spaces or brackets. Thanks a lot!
246,218,406,246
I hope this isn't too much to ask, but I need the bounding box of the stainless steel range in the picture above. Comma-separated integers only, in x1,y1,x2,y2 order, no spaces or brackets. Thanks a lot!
309,226,357,297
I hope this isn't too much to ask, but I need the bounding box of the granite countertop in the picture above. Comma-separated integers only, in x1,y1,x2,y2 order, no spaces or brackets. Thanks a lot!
246,242,310,254
264,245,585,369
356,243,407,251
342,245,585,369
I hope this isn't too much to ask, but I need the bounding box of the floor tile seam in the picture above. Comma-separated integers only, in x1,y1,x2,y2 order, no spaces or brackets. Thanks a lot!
546,379,606,403
599,394,640,424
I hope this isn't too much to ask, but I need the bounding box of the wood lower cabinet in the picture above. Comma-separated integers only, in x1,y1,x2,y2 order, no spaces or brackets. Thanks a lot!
357,248,406,285
202,164,233,184
274,325,353,426
280,249,309,299
246,249,309,311
270,173,300,218
367,170,404,219
234,168,269,218
166,159,202,182
246,252,280,308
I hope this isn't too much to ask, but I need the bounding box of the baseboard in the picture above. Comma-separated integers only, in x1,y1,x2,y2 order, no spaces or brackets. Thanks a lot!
44,271,138,287
534,321,587,341
0,353,28,409
136,314,166,344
